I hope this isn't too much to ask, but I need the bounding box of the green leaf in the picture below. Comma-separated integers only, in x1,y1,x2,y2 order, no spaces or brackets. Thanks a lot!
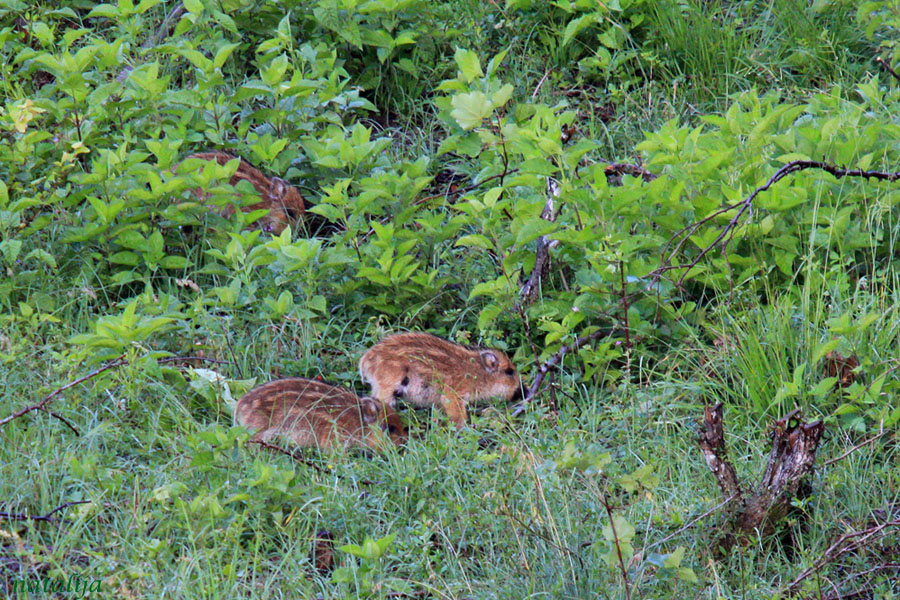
562,13,598,47
0,240,23,265
663,546,685,568
477,303,503,330
160,255,189,269
147,230,164,256
455,234,494,250
260,53,289,86
213,43,240,69
136,0,161,14
491,84,514,108
810,377,837,398
813,339,840,364
602,513,635,544
485,49,509,77
450,91,492,130
183,0,203,13
87,3,119,18
469,280,499,299
454,48,483,83
515,219,556,246
23,249,57,269
109,251,140,266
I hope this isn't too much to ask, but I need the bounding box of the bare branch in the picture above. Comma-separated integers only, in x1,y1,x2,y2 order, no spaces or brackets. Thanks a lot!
824,420,886,467
0,500,90,523
650,160,900,288
246,439,329,474
245,440,377,487
642,493,740,553
42,408,81,436
0,355,127,429
518,177,561,308
786,517,900,593
511,328,612,416
876,56,900,84
0,355,232,430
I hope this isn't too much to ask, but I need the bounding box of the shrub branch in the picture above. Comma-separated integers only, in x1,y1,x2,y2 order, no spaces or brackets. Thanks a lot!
0,500,90,523
517,177,561,308
511,328,611,416
785,515,900,594
0,355,231,430
652,160,900,288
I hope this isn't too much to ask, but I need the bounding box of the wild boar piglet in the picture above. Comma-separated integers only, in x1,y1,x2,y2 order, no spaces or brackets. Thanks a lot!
359,332,521,427
233,378,407,451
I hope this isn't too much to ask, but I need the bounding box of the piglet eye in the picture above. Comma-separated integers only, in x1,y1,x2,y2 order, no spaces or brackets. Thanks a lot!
505,368,515,376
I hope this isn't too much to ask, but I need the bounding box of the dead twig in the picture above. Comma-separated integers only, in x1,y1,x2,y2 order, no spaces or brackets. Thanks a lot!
824,420,886,467
518,177,561,308
642,493,740,553
531,68,553,100
0,355,127,429
876,57,900,84
598,490,632,600
786,517,900,594
0,355,231,431
246,439,330,474
0,500,90,523
510,328,612,416
42,409,81,436
651,160,900,289
245,440,377,486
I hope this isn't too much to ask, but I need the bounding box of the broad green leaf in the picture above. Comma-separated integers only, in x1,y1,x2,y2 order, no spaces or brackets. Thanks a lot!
87,4,119,18
454,48,483,83
562,13,598,47
491,84,514,108
810,377,837,398
455,234,493,250
450,91,492,130
515,219,556,246
812,339,840,364
213,43,240,69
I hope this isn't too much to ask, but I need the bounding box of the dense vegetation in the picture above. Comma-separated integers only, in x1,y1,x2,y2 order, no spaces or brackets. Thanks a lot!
1,0,899,597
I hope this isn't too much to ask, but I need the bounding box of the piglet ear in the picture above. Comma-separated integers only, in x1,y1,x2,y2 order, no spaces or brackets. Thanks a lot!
360,397,380,424
480,350,499,373
270,177,287,200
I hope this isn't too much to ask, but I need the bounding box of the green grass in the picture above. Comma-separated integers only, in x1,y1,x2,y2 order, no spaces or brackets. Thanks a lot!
2,301,898,597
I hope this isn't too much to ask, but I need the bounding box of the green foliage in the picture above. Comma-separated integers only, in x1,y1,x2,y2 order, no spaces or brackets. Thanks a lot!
860,0,900,64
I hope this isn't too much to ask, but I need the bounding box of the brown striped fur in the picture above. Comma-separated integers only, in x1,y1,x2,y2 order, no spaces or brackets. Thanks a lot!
359,332,521,428
233,378,406,451
174,151,305,235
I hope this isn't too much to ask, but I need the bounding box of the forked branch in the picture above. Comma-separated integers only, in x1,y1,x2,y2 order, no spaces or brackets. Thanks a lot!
651,160,900,288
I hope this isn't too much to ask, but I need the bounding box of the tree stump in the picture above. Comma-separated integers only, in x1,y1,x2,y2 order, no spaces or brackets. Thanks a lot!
698,403,824,555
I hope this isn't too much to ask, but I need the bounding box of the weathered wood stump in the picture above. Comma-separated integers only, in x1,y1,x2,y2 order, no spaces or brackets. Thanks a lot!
698,403,824,555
